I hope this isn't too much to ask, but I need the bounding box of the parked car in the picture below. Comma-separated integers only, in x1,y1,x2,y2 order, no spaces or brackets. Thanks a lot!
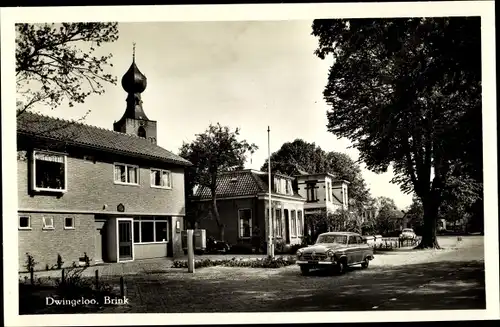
362,235,375,247
295,232,374,275
206,236,231,254
399,228,417,240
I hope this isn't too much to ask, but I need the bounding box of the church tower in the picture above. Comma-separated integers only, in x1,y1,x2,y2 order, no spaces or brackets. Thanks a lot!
113,44,157,144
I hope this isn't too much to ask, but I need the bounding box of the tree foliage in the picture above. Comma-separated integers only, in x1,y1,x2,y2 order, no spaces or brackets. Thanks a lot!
260,139,370,210
374,196,401,236
16,23,119,114
179,123,258,239
312,17,482,248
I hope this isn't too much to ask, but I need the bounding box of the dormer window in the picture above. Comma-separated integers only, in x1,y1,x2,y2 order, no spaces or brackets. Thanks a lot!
138,126,146,138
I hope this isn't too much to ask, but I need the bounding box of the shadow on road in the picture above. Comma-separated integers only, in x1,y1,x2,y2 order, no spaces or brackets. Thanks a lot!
120,260,485,313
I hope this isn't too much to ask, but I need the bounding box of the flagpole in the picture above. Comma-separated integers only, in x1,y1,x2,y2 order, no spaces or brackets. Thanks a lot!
267,126,274,258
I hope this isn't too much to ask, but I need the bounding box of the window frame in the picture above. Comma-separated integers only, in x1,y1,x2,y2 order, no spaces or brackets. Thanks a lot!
113,162,140,186
275,208,283,238
19,215,31,230
132,217,169,244
150,168,172,189
64,217,75,230
32,150,68,193
290,210,297,237
238,208,252,239
306,182,318,202
297,210,303,236
42,216,54,230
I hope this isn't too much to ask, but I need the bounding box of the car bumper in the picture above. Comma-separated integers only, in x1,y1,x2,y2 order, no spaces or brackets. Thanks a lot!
296,260,335,265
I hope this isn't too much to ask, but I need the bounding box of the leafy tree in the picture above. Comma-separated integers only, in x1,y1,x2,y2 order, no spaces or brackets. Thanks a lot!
312,17,482,248
405,195,424,234
16,23,119,115
373,197,401,236
260,139,370,210
179,123,257,240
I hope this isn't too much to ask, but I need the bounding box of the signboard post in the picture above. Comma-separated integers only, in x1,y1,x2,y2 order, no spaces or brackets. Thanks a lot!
187,229,195,273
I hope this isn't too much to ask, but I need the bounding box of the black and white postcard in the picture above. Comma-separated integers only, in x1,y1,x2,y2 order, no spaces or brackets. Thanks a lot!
1,2,498,326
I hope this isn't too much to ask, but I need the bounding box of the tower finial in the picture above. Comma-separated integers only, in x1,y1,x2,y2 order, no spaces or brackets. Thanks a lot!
132,42,136,62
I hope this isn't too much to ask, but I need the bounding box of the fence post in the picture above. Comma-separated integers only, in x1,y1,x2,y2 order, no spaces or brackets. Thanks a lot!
30,268,34,285
120,276,125,297
95,270,99,289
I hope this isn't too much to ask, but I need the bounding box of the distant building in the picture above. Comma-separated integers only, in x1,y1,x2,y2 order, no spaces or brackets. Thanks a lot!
192,170,306,247
17,55,191,271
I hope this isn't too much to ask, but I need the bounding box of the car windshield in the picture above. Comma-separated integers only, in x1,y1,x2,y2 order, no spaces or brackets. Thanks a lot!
316,234,348,244
403,229,413,232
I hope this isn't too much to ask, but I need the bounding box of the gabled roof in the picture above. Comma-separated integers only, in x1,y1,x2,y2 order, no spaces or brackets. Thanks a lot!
17,111,191,166
194,169,304,200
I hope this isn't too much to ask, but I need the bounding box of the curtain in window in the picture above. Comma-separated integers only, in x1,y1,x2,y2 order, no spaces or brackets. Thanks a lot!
162,171,170,188
128,166,137,184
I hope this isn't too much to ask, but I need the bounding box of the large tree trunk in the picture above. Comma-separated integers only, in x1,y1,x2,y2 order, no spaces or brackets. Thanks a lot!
210,192,225,241
415,196,441,249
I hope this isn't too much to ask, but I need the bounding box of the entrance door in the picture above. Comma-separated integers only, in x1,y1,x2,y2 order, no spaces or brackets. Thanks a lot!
284,209,290,243
118,220,133,261
94,220,106,263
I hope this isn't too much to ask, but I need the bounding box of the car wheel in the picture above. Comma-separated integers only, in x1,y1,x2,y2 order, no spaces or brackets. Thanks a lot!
361,258,369,269
300,266,310,276
336,260,346,275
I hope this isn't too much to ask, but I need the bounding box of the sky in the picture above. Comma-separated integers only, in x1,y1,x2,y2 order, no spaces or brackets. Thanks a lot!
27,21,412,209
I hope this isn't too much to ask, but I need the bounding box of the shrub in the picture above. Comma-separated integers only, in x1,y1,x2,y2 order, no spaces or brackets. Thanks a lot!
228,243,253,254
25,253,38,272
288,244,302,254
172,255,297,269
83,253,91,267
57,254,64,269
56,267,115,301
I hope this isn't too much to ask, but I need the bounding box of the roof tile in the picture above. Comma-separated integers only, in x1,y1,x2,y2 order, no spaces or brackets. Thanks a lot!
17,111,191,166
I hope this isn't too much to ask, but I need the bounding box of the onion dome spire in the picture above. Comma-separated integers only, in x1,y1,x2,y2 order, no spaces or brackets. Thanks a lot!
121,42,149,120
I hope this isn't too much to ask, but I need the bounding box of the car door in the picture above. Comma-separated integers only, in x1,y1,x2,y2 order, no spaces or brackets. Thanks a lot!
356,235,368,262
346,236,358,264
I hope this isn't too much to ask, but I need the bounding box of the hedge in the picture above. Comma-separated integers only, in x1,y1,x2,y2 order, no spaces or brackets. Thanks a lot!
172,256,297,269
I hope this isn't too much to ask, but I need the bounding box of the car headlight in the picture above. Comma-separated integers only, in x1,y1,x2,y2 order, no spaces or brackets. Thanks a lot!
326,250,335,257
296,249,304,257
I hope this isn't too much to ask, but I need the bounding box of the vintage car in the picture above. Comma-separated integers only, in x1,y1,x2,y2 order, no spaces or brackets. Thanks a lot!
296,232,374,275
399,228,417,240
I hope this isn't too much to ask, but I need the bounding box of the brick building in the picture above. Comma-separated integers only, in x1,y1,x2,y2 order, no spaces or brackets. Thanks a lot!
192,170,306,248
17,57,191,271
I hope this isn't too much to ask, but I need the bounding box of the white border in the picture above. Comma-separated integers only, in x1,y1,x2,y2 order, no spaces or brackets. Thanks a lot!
1,2,498,326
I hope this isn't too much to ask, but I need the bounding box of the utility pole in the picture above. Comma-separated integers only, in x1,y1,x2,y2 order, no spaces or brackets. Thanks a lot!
267,126,274,258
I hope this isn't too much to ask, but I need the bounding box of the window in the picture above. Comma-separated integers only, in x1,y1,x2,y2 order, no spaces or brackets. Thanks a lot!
19,216,31,229
297,210,303,236
348,236,357,245
64,217,74,229
275,209,282,237
42,217,54,230
239,209,252,238
138,126,146,138
141,221,155,242
134,221,140,242
285,180,293,195
133,218,169,243
150,169,172,189
32,151,67,192
306,182,318,202
114,163,139,185
291,210,297,237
